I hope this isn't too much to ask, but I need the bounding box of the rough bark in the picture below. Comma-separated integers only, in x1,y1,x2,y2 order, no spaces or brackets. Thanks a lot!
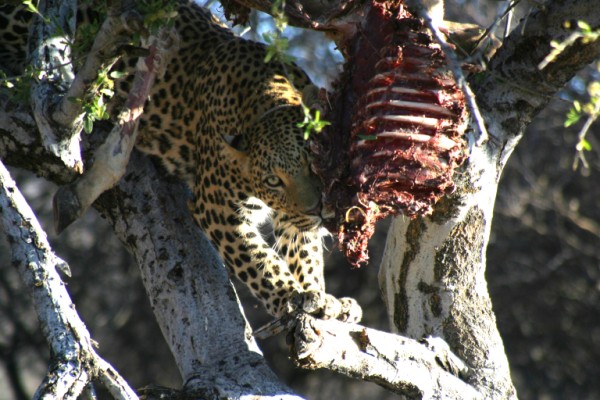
0,160,136,400
95,151,303,399
0,105,304,399
1,0,599,398
291,315,479,398
28,0,83,173
378,0,600,398
54,20,179,233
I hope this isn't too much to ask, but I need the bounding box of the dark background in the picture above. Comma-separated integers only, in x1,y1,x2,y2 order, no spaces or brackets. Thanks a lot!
1,0,599,398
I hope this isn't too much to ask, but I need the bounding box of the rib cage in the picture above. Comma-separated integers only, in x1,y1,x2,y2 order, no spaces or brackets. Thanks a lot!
314,1,468,267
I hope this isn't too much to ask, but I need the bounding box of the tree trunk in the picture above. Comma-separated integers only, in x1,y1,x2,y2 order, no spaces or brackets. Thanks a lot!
379,0,600,398
380,143,516,398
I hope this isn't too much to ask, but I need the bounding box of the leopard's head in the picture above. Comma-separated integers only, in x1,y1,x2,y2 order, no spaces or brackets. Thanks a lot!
246,106,323,231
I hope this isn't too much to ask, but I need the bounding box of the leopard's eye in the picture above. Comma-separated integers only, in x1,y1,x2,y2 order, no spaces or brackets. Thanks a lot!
264,175,283,188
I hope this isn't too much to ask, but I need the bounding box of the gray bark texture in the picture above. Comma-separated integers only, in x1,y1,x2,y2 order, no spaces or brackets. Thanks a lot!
0,160,137,400
0,0,599,398
379,0,600,398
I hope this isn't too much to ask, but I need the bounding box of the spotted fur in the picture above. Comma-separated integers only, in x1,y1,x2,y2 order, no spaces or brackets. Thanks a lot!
0,1,361,321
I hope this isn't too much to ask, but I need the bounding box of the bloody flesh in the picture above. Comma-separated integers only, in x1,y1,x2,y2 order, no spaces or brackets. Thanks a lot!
312,0,468,267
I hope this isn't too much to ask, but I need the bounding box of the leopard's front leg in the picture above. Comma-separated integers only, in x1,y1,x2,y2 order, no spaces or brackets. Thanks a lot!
193,191,306,316
272,212,362,323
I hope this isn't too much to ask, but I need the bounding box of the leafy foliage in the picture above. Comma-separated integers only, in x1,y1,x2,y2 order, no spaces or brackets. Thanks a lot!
0,67,33,102
138,0,178,33
4,0,178,135
297,106,330,140
566,66,600,169
262,0,292,64
541,20,600,170
262,0,331,139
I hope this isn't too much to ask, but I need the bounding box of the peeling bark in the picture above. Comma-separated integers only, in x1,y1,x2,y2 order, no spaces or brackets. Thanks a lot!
54,22,179,233
290,315,479,399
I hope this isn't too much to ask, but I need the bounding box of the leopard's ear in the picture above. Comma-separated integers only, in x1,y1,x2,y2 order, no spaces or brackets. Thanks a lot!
301,85,319,107
221,134,249,153
220,134,249,167
301,84,330,117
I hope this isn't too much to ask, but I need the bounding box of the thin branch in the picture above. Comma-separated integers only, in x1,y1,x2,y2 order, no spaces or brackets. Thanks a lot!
0,160,137,400
571,97,600,170
474,0,600,153
54,6,145,127
1,86,304,400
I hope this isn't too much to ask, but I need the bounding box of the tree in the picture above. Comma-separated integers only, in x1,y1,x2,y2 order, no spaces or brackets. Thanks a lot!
0,0,599,399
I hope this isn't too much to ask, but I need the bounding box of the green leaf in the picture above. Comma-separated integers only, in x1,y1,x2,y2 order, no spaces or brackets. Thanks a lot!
109,70,128,79
22,0,40,15
83,116,94,134
577,139,592,151
582,139,592,151
577,20,592,33
358,134,378,141
564,108,581,127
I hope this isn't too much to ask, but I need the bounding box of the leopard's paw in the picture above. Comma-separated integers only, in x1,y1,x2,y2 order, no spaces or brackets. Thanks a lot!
286,290,362,323
338,297,362,323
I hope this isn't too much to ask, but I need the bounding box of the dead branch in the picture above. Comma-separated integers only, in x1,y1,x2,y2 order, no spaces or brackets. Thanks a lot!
54,5,145,127
474,0,600,155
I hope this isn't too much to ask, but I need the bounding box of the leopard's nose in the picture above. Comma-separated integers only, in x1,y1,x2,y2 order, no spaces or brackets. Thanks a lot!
320,205,335,220
304,200,322,216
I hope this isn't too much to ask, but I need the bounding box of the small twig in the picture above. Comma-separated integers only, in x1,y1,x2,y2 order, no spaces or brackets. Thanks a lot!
538,31,589,70
96,358,139,400
54,7,145,128
470,0,520,56
503,0,515,41
410,0,491,146
253,315,292,339
572,99,600,170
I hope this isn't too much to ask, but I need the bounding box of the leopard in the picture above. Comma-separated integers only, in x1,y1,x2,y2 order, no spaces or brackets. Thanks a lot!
0,1,362,322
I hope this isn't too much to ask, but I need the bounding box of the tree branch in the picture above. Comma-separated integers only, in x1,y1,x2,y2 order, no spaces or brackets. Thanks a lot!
54,4,144,127
378,1,600,399
0,160,136,400
54,20,179,233
474,0,600,157
289,315,480,398
28,0,83,173
3,0,599,398
0,104,304,398
93,151,304,399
